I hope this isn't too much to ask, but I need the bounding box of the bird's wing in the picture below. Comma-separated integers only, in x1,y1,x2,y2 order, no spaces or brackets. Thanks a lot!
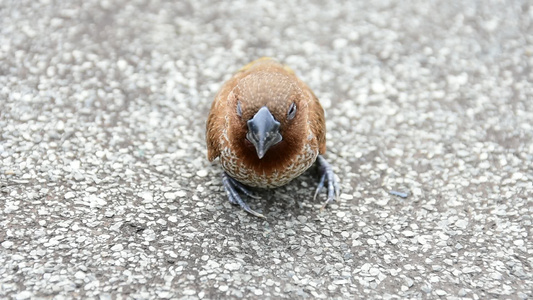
206,90,224,161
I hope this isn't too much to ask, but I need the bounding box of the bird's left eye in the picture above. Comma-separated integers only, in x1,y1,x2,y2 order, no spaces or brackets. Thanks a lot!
287,102,297,120
237,101,243,117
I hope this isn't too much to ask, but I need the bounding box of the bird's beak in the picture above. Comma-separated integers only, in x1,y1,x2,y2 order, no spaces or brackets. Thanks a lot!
246,106,282,159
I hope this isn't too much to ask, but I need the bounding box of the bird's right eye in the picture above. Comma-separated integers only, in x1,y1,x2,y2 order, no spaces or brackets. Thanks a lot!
236,101,243,117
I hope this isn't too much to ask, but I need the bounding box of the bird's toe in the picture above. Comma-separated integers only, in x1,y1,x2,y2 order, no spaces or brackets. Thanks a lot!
222,172,265,218
315,155,340,209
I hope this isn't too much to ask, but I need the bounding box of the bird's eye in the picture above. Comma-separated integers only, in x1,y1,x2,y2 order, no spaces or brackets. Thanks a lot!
287,102,297,120
236,101,242,117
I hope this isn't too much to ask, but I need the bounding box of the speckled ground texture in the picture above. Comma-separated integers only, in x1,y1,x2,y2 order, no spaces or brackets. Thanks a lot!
1,0,532,299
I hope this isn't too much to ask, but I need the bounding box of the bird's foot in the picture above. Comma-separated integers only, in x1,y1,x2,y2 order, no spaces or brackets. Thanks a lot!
313,155,340,210
221,172,265,218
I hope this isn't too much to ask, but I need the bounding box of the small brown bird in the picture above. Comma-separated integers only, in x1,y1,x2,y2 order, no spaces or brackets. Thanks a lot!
206,58,339,217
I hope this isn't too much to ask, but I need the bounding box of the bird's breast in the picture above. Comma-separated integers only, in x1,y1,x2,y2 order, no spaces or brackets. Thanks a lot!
219,127,318,188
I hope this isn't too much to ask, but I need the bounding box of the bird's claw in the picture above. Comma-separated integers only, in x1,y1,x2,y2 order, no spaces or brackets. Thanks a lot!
222,173,265,218
314,155,340,209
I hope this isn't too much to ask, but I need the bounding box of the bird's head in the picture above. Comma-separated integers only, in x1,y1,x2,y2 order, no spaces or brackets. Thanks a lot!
228,71,308,160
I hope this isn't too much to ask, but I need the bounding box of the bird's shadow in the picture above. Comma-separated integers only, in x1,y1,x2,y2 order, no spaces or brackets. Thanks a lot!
252,167,323,219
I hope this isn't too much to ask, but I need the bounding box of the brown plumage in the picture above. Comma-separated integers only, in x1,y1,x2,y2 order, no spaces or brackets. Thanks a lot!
206,58,339,217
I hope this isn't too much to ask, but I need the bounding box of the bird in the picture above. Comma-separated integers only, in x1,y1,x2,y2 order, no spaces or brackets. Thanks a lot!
206,57,339,218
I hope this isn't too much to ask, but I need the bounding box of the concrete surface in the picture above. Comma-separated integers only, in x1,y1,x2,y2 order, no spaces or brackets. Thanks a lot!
1,0,532,299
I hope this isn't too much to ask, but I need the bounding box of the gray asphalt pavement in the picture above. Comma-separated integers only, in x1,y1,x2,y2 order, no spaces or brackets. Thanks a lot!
1,0,532,299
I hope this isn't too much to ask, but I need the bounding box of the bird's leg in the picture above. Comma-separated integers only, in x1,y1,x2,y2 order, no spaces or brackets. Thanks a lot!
221,172,265,218
226,175,262,200
313,155,340,209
